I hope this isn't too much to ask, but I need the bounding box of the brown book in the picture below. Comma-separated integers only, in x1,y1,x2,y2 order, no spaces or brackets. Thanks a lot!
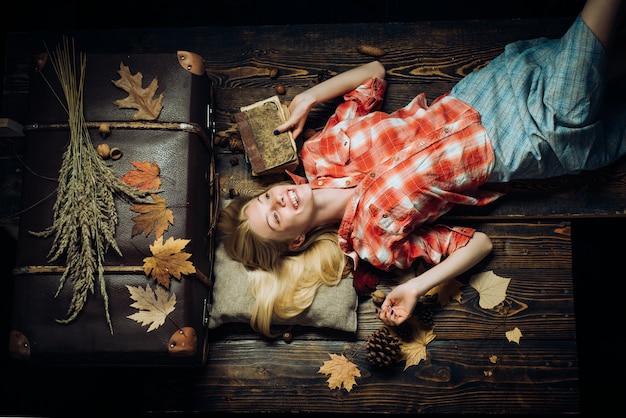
234,96,298,176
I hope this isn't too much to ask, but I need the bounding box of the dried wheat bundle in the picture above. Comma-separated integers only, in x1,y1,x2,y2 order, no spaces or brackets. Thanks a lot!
32,38,150,333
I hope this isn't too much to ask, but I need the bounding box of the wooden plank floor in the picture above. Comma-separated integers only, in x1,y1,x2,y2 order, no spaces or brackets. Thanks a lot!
182,221,579,414
1,13,624,417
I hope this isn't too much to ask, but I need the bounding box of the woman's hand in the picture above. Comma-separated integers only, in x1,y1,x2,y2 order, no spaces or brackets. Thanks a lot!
274,61,385,139
274,92,315,139
377,281,421,326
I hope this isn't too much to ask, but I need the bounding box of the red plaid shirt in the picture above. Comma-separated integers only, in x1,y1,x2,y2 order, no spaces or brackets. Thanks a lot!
291,78,503,270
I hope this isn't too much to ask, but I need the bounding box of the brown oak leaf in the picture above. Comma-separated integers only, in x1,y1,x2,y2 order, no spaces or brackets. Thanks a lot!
112,62,164,120
143,236,196,288
120,161,162,191
318,353,361,392
130,194,174,239
126,284,176,332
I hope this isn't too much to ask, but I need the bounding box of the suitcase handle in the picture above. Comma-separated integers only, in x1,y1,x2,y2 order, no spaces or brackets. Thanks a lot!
24,121,212,150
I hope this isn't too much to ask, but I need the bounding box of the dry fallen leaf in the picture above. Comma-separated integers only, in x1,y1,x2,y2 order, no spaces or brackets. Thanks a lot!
554,225,571,237
131,194,174,239
112,62,164,120
318,353,361,392
400,327,436,370
469,270,511,309
489,355,498,364
425,278,464,306
143,236,196,288
126,284,176,332
121,161,162,191
505,327,523,344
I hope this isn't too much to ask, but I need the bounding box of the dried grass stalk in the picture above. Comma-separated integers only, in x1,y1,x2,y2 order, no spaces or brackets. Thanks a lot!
32,38,150,333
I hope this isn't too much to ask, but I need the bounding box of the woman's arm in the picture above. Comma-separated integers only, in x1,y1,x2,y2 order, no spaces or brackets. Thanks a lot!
275,61,385,138
377,232,493,326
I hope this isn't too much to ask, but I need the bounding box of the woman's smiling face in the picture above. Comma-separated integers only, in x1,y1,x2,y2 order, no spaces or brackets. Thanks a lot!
245,183,315,243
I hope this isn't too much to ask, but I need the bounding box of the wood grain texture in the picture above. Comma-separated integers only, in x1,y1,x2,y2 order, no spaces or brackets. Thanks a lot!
198,222,577,414
3,19,626,222
2,17,613,415
140,339,578,414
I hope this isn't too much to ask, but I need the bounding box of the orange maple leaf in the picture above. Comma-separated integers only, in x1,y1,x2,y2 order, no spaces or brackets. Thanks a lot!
318,353,361,392
130,194,174,238
121,161,162,191
143,236,196,288
112,62,164,121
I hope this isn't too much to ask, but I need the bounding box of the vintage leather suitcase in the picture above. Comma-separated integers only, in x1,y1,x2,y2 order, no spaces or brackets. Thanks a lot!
9,49,217,365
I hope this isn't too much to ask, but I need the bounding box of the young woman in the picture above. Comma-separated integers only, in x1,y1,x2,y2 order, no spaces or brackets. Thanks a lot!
218,0,625,335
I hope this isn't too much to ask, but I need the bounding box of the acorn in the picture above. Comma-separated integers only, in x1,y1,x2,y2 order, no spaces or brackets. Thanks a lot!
99,123,111,138
275,84,286,95
110,147,123,160
97,143,111,159
268,67,279,79
357,44,387,57
372,289,386,306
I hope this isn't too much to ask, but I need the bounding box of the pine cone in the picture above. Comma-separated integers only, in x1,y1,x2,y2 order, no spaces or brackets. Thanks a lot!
365,327,401,367
317,69,332,83
394,322,414,342
413,300,437,326
416,305,434,326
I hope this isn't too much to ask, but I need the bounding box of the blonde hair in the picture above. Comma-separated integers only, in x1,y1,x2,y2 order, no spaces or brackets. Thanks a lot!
217,193,352,337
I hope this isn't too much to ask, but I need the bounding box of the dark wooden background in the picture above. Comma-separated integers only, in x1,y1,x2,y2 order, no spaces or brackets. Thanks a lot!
2,0,624,417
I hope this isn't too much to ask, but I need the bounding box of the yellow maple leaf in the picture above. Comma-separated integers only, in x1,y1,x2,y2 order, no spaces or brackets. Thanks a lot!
121,161,162,191
318,353,361,392
505,327,523,344
112,62,164,121
131,194,174,239
143,236,196,288
425,278,464,306
469,270,511,309
400,327,436,370
126,284,176,332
